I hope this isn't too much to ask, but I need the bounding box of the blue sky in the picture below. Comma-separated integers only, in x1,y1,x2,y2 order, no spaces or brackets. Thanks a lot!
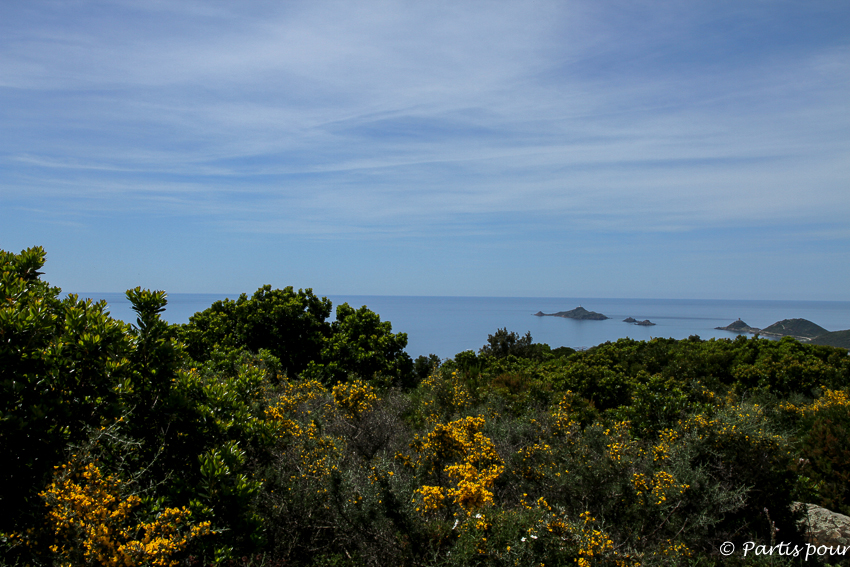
2,1,849,300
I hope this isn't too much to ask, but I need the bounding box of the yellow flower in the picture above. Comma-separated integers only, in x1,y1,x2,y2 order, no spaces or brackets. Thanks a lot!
39,461,211,567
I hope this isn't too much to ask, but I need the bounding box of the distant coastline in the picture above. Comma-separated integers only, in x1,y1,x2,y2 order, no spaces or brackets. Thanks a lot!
82,294,850,358
715,317,848,349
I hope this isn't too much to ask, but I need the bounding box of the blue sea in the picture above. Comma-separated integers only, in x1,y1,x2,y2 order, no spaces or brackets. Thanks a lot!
75,293,850,360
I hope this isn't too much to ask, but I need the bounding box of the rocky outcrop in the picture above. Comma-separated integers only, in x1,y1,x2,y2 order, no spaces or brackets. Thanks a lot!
535,306,608,320
716,318,760,333
792,502,850,548
623,317,654,326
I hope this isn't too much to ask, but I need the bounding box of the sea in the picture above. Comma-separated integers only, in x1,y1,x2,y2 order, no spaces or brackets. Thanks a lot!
75,293,850,360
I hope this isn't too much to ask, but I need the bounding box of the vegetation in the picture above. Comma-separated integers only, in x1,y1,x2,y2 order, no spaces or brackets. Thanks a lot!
761,318,829,340
811,330,850,350
3,246,850,566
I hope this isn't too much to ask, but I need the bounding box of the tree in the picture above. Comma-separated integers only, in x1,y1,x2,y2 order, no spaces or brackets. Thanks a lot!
178,285,333,378
0,247,132,532
413,353,442,383
307,302,414,387
479,328,534,359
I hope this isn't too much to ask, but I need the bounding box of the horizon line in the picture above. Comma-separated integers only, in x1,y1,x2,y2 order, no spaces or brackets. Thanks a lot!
69,291,850,304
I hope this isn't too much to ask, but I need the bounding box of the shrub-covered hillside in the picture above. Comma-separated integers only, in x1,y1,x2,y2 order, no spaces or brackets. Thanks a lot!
2,247,850,566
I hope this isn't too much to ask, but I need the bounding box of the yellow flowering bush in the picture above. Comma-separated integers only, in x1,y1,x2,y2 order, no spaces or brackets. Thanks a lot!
781,388,850,418
412,416,504,515
265,378,328,438
783,389,850,515
38,461,211,567
451,503,641,566
552,392,581,436
332,379,378,420
565,511,625,567
415,369,473,425
264,379,345,487
631,470,689,506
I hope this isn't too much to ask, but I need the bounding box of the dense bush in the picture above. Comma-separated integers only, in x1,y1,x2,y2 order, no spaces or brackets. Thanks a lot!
3,246,850,566
1,247,132,536
179,286,413,387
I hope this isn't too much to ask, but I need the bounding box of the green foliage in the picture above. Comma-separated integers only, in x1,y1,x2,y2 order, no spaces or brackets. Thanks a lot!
797,412,850,515
614,372,691,437
413,353,441,384
810,329,850,349
686,403,799,546
479,328,534,358
149,356,272,554
732,336,844,396
0,248,274,563
179,288,414,388
479,327,553,361
6,247,850,566
0,247,132,534
178,284,333,378
304,302,413,387
551,345,576,358
785,390,850,516
121,287,183,443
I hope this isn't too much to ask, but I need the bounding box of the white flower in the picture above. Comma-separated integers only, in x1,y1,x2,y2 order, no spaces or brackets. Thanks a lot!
531,534,538,539
521,537,527,542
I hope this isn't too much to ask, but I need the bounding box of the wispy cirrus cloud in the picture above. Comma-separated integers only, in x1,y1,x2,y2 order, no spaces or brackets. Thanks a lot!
2,1,849,296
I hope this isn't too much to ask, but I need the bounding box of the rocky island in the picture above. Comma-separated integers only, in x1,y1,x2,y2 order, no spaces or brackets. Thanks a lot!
715,318,760,334
623,317,654,326
534,306,608,320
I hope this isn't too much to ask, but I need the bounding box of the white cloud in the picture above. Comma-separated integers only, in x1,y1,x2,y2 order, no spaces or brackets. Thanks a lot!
2,0,849,237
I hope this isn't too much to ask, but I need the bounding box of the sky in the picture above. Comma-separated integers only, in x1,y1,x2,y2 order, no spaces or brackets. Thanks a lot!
2,1,849,300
